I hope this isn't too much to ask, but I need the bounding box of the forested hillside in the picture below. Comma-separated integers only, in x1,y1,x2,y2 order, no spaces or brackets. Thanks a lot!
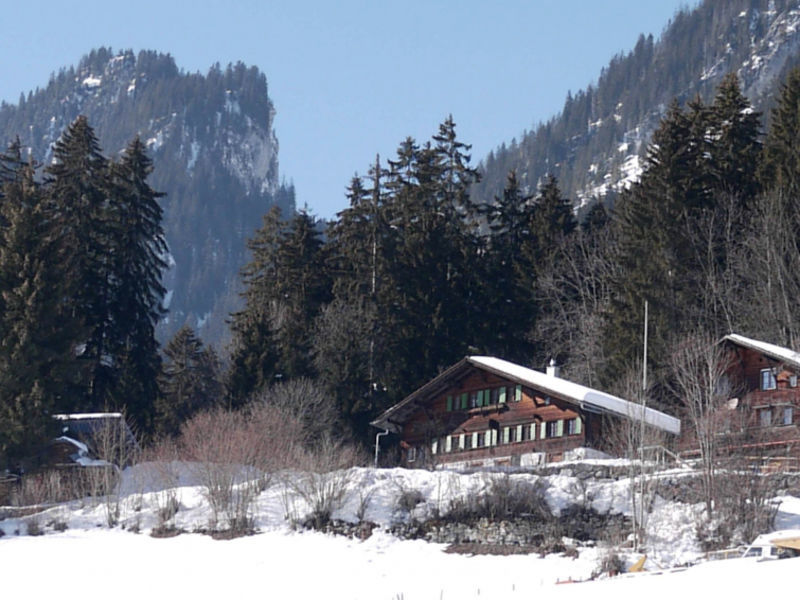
0,48,294,344
474,0,800,212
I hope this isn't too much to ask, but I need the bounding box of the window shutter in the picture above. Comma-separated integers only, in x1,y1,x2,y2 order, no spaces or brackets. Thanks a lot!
499,387,506,404
516,425,523,441
515,384,522,402
472,432,478,448
461,393,468,410
530,424,537,440
446,396,452,412
490,430,498,446
556,420,564,437
477,390,484,407
575,418,583,435
502,427,510,444
540,422,547,439
445,436,452,452
432,440,438,454
459,434,465,450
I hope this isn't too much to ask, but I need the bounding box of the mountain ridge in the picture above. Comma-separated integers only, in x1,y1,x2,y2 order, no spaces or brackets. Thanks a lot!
0,48,295,346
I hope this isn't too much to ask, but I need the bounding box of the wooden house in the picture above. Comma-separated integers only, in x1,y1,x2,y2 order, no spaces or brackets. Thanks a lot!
371,356,680,468
702,334,800,461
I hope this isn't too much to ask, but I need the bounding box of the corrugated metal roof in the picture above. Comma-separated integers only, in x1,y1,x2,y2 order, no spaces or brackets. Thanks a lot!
371,356,680,435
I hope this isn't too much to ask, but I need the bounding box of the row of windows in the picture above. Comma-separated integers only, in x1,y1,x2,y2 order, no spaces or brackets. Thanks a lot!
427,418,582,456
445,385,523,411
758,406,794,427
759,368,798,391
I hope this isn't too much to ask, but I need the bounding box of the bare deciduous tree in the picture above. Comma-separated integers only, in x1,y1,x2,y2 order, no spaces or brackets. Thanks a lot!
668,330,735,518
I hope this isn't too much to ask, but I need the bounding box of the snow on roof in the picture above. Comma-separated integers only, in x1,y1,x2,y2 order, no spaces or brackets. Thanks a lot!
468,357,680,435
371,356,680,435
53,412,124,420
723,334,800,370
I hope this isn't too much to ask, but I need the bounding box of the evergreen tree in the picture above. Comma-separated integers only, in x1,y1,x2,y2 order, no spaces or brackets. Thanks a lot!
273,209,330,378
762,67,800,195
108,137,167,430
0,155,77,468
228,206,284,405
708,73,761,204
155,325,221,438
227,207,329,403
44,116,116,411
479,170,537,362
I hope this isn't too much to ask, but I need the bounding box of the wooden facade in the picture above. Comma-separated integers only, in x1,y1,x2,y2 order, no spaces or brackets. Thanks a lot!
372,356,680,468
687,334,800,462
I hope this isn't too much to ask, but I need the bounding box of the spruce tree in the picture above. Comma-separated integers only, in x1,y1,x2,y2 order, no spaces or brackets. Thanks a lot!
228,206,284,405
0,156,77,468
155,325,221,438
44,116,116,412
108,137,167,430
762,67,800,195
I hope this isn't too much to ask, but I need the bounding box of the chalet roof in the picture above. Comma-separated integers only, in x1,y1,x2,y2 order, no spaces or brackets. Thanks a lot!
371,356,681,435
722,334,800,370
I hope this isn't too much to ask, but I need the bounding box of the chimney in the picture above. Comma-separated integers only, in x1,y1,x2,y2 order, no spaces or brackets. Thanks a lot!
546,358,560,378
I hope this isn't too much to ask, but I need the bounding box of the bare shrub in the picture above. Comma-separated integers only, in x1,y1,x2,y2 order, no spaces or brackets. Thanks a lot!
287,436,364,529
594,547,626,577
25,516,43,536
142,439,183,528
85,417,139,527
252,378,341,443
445,476,551,524
180,403,303,533
355,488,374,523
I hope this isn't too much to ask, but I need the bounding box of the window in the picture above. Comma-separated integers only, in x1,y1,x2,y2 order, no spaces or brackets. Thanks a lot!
490,387,501,405
470,391,480,408
520,424,531,441
791,375,798,388
475,432,484,448
761,368,777,391
567,418,582,435
783,407,794,426
464,434,473,450
760,408,773,427
407,447,416,462
547,420,563,438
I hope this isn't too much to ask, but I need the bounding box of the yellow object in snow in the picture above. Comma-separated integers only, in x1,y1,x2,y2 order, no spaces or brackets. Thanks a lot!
628,555,647,572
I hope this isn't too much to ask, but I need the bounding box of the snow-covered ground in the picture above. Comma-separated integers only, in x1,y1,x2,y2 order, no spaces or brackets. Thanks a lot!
1,463,798,599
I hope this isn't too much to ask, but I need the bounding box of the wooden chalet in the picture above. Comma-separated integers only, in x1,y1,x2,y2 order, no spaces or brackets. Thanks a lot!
700,334,800,462
371,356,680,468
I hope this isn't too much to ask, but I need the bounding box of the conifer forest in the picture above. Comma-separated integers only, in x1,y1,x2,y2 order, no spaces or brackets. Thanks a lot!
5,64,800,466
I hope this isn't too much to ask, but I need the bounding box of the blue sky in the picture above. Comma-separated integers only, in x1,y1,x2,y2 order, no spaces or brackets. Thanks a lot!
1,1,696,219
